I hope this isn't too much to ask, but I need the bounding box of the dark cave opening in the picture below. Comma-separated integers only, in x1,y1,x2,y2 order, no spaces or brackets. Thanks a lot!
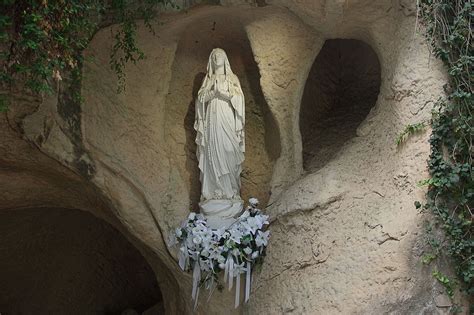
300,39,381,171
0,208,163,315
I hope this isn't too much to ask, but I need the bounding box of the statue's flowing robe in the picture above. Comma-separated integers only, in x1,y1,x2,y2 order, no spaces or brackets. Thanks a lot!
194,55,245,201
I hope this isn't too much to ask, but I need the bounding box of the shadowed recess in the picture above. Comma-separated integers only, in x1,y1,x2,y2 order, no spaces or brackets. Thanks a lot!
300,39,381,171
0,208,163,315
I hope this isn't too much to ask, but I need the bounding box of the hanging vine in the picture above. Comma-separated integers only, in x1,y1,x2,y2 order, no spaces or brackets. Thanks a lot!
0,0,174,111
418,0,473,297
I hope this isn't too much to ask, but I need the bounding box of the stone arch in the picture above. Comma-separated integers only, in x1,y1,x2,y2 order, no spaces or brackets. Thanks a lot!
0,207,163,314
0,120,177,313
299,39,381,171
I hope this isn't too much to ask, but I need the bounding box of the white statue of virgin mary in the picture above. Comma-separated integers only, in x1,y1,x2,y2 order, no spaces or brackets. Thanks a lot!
194,48,245,228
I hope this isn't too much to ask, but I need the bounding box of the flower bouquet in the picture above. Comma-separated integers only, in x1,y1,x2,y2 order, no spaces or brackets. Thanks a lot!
169,198,270,309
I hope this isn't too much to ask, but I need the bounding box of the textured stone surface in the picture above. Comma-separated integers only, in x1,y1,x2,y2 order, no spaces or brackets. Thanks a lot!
0,1,470,314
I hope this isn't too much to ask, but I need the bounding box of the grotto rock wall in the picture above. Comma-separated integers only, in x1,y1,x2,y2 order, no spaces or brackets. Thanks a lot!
0,0,467,314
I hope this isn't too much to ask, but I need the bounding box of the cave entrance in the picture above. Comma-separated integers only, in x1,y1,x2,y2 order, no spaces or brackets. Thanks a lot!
0,208,163,315
300,39,381,171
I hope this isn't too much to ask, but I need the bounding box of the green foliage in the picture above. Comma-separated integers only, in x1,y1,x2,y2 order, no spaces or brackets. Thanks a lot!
0,0,173,110
396,122,426,146
419,0,473,296
421,253,437,265
1,1,102,95
108,0,177,92
433,269,457,299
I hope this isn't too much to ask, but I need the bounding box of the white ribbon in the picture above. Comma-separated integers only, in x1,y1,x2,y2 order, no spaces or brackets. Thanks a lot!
194,285,200,310
178,248,187,271
245,261,251,303
228,258,234,291
178,252,185,270
224,256,230,284
207,277,216,302
192,262,201,309
234,273,240,308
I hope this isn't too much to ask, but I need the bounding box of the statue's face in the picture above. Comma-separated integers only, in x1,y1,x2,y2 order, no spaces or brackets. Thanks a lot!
213,50,226,68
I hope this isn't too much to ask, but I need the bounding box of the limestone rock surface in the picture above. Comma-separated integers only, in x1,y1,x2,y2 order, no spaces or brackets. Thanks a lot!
0,1,469,314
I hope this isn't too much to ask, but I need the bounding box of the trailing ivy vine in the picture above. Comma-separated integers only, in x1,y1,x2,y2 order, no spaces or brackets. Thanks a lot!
396,121,427,146
418,0,473,297
0,0,174,111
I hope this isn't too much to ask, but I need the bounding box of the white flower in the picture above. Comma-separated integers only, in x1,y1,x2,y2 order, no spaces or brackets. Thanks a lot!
255,214,269,230
212,227,226,240
243,216,260,234
193,235,202,245
249,197,259,207
243,247,252,255
229,227,243,244
201,248,210,257
255,230,270,247
251,251,259,259
201,230,212,243
188,212,196,220
175,228,183,238
192,226,204,235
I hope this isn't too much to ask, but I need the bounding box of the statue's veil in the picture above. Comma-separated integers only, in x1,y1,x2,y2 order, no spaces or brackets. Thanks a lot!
201,48,237,91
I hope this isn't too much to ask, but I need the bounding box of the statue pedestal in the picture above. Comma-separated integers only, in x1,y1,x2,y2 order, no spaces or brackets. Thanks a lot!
199,199,243,229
